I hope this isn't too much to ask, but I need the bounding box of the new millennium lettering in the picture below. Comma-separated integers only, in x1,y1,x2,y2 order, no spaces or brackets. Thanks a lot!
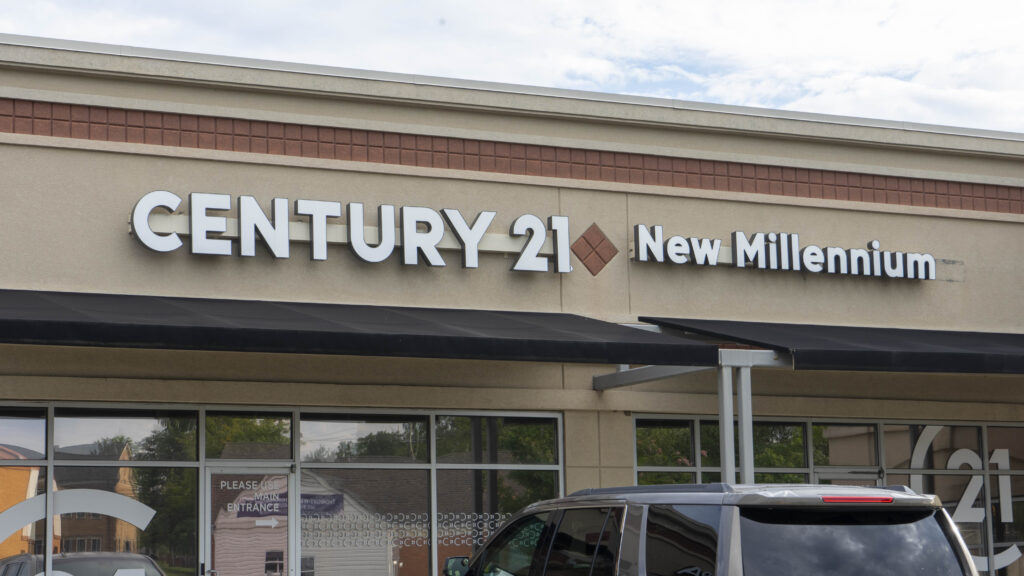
634,226,936,280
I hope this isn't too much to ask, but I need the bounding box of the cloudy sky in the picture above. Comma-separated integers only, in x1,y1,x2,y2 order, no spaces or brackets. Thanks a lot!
3,0,1024,133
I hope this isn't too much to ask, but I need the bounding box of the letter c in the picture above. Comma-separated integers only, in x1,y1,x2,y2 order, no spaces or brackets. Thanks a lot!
131,190,182,252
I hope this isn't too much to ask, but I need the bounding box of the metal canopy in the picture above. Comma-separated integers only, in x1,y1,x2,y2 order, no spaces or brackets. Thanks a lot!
0,289,719,366
600,316,1024,486
641,317,1024,374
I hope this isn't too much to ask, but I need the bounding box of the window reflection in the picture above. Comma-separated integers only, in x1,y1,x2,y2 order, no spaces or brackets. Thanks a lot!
436,416,557,465
206,412,290,460
0,467,46,558
300,415,428,464
436,469,558,571
55,409,196,461
300,469,429,576
636,421,693,467
813,423,877,466
884,425,980,470
53,467,197,575
0,410,45,459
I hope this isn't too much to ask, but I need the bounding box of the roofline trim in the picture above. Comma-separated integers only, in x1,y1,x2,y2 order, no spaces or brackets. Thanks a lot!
4,33,1024,147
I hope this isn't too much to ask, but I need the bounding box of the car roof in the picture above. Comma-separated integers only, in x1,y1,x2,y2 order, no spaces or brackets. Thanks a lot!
523,483,941,510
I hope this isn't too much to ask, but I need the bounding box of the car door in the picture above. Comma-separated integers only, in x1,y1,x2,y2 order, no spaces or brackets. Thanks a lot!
469,511,554,576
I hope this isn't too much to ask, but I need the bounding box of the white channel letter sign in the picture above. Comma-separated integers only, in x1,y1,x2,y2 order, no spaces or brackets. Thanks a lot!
130,191,572,273
633,225,937,280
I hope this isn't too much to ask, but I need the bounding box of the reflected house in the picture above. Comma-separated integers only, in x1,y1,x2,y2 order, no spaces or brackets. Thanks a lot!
212,471,404,576
300,468,432,576
54,441,140,554
0,445,45,558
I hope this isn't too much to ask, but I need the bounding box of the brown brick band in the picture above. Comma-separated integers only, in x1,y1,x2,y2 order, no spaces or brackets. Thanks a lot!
1,97,1021,214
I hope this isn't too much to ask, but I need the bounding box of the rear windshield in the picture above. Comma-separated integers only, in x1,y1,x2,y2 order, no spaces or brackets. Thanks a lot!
739,508,968,576
53,556,163,576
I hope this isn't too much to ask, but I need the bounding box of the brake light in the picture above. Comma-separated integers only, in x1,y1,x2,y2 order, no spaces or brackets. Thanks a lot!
821,496,894,504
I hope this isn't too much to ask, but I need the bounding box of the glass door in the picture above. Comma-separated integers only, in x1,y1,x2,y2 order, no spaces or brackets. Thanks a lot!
206,468,294,576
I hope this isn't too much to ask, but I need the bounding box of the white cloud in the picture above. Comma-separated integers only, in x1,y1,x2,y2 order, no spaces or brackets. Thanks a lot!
3,0,1024,131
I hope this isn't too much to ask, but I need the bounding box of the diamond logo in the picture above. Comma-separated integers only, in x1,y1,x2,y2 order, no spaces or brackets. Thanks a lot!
571,223,618,276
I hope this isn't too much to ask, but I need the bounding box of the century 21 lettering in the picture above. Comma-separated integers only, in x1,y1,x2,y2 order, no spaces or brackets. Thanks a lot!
131,191,572,273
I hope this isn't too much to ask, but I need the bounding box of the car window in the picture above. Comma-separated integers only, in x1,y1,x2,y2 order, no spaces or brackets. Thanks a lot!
645,505,719,576
739,508,968,576
473,512,552,576
52,556,164,576
544,507,622,576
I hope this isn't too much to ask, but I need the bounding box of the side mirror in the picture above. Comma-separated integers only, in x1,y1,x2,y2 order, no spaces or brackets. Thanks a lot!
443,556,470,576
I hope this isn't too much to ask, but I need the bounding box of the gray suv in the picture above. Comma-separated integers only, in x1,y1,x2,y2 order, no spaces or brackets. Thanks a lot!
444,484,978,576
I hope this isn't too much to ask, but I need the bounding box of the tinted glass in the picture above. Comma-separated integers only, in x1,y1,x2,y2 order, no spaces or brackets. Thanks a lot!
884,424,980,469
752,423,805,468
0,467,46,560
300,469,429,576
638,471,694,485
646,505,719,576
437,468,558,572
300,414,428,463
473,513,550,576
54,466,197,575
205,412,290,459
55,409,197,461
636,420,693,466
813,424,877,466
436,416,557,465
740,508,967,576
53,555,164,576
545,508,620,576
0,410,45,458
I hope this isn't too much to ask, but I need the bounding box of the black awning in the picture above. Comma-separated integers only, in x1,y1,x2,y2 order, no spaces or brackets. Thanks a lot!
640,317,1024,374
0,290,717,366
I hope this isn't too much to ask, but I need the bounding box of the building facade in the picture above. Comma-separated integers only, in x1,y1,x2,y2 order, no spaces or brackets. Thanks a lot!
0,35,1022,576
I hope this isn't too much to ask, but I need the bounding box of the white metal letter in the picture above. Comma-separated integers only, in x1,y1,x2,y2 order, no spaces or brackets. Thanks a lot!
441,209,496,269
633,225,664,262
131,190,182,252
190,193,232,256
401,206,446,266
240,196,290,258
348,203,396,263
296,199,342,261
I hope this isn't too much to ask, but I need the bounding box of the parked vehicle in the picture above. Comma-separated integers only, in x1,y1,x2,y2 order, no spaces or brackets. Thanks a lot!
0,552,166,576
443,483,978,576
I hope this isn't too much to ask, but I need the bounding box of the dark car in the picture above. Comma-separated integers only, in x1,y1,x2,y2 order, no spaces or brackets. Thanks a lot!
443,483,979,576
0,552,165,576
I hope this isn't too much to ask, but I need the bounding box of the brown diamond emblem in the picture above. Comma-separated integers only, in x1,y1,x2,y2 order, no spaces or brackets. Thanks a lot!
571,223,618,276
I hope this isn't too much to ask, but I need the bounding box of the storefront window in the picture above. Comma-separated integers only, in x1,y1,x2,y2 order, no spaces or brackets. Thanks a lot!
0,466,46,560
300,469,429,576
436,416,558,465
55,409,197,461
636,420,693,467
54,466,197,575
436,469,559,574
6,407,561,576
639,417,1024,575
812,423,877,466
884,424,981,470
300,415,428,464
0,410,45,459
206,412,291,460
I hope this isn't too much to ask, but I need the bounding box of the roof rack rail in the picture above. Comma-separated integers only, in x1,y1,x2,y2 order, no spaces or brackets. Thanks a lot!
569,483,733,497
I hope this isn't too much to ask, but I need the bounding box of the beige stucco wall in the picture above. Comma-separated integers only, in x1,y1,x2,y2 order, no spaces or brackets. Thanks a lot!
1,39,1023,490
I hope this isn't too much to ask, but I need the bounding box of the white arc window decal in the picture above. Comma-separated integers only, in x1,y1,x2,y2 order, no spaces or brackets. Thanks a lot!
0,489,156,549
